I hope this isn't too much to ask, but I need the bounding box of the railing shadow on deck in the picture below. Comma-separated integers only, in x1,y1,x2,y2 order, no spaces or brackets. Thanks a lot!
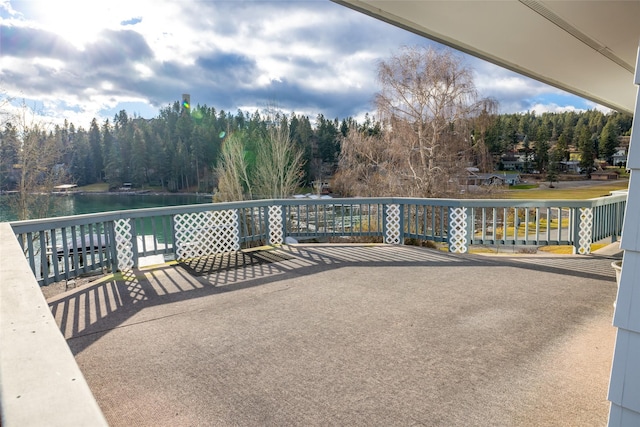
48,244,619,356
51,245,479,353
10,194,627,286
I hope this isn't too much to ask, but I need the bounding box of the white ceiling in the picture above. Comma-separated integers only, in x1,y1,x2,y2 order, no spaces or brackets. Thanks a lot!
334,0,640,113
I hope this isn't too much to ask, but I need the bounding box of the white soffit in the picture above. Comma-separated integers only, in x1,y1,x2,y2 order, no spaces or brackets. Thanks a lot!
333,0,640,114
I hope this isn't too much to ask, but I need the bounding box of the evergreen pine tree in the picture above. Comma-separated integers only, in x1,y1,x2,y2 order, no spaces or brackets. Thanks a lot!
578,127,595,177
599,121,618,164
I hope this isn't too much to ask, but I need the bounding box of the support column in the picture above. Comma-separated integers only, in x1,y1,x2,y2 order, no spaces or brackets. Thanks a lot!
575,207,593,255
268,205,284,245
448,206,469,253
609,44,640,426
384,204,401,244
114,218,134,271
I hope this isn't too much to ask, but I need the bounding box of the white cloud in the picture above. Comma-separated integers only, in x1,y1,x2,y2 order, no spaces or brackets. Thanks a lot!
527,103,583,114
0,0,599,128
584,101,612,114
134,63,154,79
32,57,65,71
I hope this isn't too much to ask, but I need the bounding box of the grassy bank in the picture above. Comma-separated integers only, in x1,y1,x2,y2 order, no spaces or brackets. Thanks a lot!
76,183,109,192
503,181,628,199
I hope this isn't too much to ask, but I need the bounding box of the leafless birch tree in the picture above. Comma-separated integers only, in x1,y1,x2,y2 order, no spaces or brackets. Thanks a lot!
252,116,304,199
214,132,252,202
337,46,496,197
214,113,304,201
5,102,67,220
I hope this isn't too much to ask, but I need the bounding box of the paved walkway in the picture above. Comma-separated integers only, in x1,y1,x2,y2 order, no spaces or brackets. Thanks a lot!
47,245,619,426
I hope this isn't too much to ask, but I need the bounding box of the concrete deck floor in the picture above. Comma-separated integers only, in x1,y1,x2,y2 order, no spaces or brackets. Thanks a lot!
46,244,620,426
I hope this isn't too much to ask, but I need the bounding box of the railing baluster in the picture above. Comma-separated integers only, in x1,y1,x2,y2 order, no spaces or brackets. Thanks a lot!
136,218,146,256
151,217,159,254
87,224,96,268
440,206,445,240
545,207,551,243
129,219,138,268
524,208,530,244
162,216,170,255
501,208,506,244
95,224,105,269
534,207,539,243
49,228,60,283
39,231,49,284
26,232,36,277
79,224,87,274
490,208,496,242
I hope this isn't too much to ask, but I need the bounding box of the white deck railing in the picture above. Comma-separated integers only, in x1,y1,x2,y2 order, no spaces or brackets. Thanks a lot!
7,194,627,286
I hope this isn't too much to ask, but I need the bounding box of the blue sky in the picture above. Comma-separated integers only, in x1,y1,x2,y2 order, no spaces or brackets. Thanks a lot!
0,0,607,128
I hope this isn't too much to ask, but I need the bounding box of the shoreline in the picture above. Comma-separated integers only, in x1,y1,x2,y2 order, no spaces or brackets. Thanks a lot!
71,190,215,197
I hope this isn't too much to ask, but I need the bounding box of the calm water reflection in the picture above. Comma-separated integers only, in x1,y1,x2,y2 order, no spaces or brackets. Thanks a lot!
0,193,213,222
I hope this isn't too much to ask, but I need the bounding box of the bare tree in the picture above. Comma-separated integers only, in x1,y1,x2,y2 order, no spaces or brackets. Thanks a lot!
470,98,499,173
333,124,400,196
215,110,304,202
252,115,304,199
337,46,495,198
213,132,252,202
0,88,13,129
6,101,67,220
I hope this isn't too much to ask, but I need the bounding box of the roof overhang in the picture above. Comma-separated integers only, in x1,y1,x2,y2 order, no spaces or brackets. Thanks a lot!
333,0,640,114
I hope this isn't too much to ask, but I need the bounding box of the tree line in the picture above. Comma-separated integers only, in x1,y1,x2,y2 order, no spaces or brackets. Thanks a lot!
0,47,633,206
0,102,351,193
486,109,632,173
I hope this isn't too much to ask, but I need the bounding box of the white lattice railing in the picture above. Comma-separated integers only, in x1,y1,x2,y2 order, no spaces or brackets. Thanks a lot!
114,218,134,270
448,207,469,254
268,205,283,245
384,204,401,244
174,210,240,260
577,207,593,254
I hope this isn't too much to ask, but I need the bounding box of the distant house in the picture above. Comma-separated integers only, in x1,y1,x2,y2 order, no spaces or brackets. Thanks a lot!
501,154,521,171
559,160,580,173
500,152,534,172
612,148,628,167
500,172,522,186
462,169,521,186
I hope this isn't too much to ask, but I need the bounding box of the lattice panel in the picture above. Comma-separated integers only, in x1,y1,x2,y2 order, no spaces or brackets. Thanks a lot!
578,207,593,255
384,204,401,244
114,218,134,271
448,207,468,254
268,205,283,245
174,210,239,260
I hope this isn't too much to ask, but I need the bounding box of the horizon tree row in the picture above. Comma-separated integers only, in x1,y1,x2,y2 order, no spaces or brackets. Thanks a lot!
0,102,353,195
0,55,632,203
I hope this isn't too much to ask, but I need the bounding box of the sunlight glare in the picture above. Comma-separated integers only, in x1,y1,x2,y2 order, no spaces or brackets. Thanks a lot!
24,0,150,50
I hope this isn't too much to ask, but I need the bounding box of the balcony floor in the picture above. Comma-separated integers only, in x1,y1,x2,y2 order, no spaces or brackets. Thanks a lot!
47,244,618,426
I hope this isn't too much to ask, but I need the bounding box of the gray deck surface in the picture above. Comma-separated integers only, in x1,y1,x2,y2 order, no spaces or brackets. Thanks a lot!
47,244,619,426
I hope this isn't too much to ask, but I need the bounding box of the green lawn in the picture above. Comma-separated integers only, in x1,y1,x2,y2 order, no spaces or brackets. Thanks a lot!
76,183,109,192
509,184,539,190
504,181,628,199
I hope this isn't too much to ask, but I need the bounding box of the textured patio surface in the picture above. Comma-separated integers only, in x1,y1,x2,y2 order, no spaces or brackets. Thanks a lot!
47,244,619,426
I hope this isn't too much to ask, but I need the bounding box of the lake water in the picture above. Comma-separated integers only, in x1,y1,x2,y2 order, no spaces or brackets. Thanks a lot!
0,193,213,222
